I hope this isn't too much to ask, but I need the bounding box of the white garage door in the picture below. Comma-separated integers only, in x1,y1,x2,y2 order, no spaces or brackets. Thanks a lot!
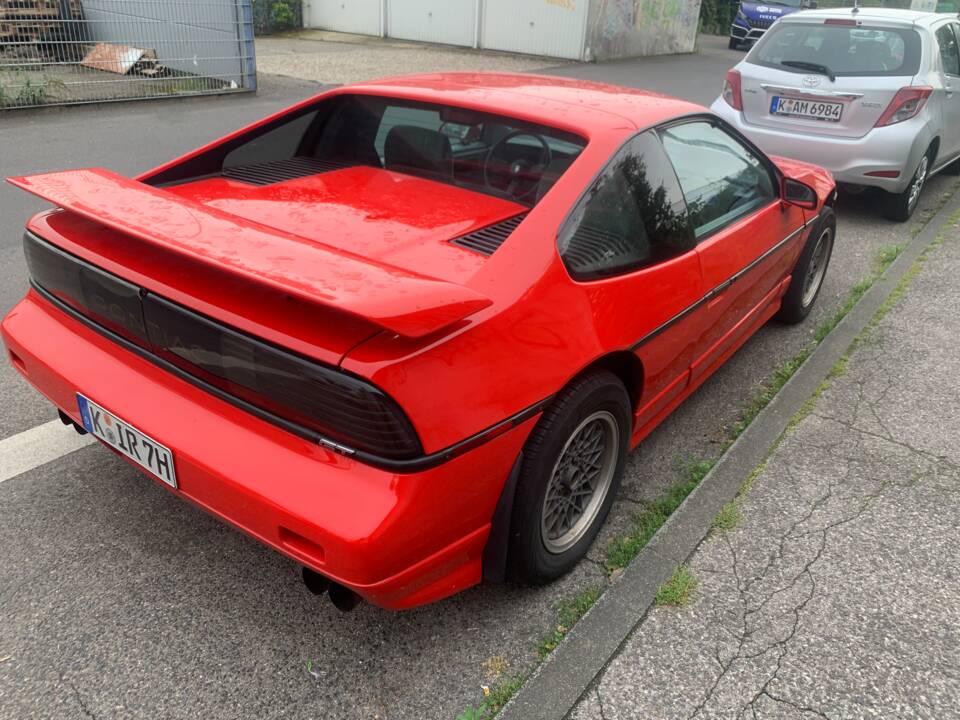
389,0,476,47
482,0,587,60
303,0,382,36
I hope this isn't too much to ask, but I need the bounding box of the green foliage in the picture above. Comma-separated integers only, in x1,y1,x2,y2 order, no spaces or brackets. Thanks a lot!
699,0,738,36
655,565,697,607
252,0,302,35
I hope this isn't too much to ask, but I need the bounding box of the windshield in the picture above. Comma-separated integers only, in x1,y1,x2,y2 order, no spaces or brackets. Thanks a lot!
749,23,922,77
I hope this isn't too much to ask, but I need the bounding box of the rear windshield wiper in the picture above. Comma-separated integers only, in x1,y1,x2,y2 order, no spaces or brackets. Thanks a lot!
780,60,835,82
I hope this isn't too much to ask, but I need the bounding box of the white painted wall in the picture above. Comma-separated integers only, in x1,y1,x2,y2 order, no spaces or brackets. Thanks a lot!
303,0,382,36
388,0,476,47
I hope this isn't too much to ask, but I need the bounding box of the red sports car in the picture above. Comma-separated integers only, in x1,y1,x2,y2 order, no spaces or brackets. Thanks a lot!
3,74,836,611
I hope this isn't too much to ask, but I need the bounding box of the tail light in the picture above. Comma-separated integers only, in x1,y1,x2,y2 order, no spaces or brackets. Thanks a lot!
875,86,932,127
24,233,423,461
722,69,743,111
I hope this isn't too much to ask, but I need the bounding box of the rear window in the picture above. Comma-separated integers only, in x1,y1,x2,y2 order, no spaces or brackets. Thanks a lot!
220,94,586,208
749,23,922,77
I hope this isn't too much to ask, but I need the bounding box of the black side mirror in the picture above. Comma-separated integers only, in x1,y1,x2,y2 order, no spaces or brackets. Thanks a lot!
783,178,818,209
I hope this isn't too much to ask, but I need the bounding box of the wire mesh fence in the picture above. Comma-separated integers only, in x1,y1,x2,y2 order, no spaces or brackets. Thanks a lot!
0,0,256,109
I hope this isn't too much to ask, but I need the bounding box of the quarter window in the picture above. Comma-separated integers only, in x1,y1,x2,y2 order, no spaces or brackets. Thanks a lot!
936,24,960,77
659,122,776,240
558,132,694,280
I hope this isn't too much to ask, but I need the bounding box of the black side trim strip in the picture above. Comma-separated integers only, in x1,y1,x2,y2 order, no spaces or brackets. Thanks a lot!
630,222,809,352
32,281,549,474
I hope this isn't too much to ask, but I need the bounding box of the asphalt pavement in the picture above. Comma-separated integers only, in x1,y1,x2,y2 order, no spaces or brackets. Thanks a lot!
1,36,958,720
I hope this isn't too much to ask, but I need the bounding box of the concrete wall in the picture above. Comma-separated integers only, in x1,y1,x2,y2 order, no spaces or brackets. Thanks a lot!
80,0,252,84
584,0,702,61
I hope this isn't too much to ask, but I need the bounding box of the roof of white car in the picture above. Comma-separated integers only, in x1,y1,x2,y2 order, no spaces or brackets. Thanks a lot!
783,7,953,27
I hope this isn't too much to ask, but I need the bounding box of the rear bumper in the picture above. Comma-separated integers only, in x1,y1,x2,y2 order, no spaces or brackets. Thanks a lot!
2,291,533,610
711,99,933,193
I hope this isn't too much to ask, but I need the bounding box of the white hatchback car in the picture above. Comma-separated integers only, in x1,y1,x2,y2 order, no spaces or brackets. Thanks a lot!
712,8,960,221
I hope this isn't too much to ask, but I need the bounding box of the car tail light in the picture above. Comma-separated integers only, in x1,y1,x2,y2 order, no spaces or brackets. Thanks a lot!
140,295,422,459
824,18,858,26
722,69,743,111
24,234,149,346
865,170,901,178
25,233,423,460
875,87,932,127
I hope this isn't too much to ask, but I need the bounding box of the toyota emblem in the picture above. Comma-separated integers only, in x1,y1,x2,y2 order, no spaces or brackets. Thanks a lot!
802,75,821,88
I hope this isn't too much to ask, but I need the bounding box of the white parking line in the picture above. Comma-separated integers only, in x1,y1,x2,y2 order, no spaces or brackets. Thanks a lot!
0,420,95,484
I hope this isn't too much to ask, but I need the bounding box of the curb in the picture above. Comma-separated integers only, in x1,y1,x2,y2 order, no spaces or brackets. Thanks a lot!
499,188,960,720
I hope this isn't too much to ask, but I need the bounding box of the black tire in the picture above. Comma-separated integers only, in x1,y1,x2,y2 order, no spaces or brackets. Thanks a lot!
507,371,630,585
882,149,932,222
776,207,836,325
728,37,739,50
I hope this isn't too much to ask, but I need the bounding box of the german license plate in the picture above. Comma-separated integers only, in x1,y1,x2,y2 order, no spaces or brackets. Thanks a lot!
77,394,177,488
771,96,843,122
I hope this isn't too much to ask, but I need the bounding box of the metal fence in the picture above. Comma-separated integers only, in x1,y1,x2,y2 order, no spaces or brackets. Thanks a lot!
0,0,256,109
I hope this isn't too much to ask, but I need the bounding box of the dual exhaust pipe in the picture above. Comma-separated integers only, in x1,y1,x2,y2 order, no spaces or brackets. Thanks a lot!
302,567,362,612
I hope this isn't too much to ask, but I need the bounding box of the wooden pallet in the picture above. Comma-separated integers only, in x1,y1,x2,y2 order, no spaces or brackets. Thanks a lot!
0,0,84,48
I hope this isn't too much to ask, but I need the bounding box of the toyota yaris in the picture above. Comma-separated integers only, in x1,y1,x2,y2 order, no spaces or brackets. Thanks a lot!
3,74,836,610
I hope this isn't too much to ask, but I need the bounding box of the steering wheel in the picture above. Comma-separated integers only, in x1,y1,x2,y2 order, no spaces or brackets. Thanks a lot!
483,130,552,201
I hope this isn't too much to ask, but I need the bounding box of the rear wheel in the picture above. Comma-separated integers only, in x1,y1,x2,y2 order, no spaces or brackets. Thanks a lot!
882,151,931,222
777,207,836,324
508,371,630,584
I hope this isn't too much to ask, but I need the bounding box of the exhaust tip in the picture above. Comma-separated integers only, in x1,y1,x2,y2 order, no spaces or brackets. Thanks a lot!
302,567,330,596
328,582,362,612
58,409,87,435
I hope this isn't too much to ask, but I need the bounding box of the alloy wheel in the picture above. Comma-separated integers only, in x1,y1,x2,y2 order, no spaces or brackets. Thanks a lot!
540,411,619,554
801,226,833,308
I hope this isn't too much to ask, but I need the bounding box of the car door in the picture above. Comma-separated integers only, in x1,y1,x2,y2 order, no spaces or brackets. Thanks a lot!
658,119,806,383
556,132,705,437
935,22,960,162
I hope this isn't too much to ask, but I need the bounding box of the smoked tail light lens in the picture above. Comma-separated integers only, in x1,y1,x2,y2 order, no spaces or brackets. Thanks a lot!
875,86,932,127
24,232,423,461
24,233,149,346
142,295,423,459
722,69,743,111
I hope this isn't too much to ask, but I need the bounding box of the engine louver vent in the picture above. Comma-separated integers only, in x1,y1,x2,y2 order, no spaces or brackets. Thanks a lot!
222,157,347,185
450,213,528,256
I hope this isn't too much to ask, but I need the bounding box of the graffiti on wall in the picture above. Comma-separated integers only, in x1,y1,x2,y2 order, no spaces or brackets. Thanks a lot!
589,0,701,61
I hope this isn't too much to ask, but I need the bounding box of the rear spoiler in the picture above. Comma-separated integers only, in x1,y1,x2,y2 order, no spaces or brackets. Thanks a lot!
8,168,492,339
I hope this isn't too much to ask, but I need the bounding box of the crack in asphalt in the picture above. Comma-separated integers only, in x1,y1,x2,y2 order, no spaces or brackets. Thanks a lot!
682,369,952,719
68,680,96,720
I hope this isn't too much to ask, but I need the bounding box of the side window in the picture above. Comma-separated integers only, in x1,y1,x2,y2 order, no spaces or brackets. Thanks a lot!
558,132,694,280
659,122,777,240
937,24,960,76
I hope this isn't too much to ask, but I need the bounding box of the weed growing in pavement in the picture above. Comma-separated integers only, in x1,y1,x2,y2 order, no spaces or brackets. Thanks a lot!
712,502,739,531
655,565,697,607
604,458,715,572
455,676,524,720
537,586,602,660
